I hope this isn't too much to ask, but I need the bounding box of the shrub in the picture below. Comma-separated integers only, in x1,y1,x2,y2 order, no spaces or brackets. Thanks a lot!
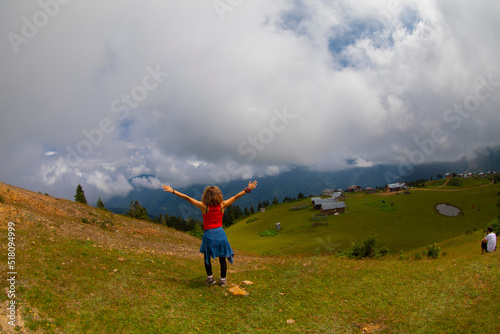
0,194,4,204
426,243,441,259
98,220,114,229
188,223,204,239
485,218,499,235
376,245,390,257
398,250,409,260
246,217,258,224
342,234,389,258
81,217,114,230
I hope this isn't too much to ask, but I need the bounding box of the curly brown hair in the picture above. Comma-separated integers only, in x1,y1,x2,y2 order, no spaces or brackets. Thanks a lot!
201,186,223,206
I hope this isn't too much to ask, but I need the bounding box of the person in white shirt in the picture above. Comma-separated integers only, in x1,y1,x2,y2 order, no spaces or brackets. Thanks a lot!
481,226,497,254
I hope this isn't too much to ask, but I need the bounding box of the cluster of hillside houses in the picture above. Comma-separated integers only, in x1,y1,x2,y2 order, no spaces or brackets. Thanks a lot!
308,170,497,216
311,191,346,215
444,171,498,178
311,182,409,215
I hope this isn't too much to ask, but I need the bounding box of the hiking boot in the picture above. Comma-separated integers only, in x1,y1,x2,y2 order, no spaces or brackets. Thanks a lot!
206,276,216,286
219,278,227,286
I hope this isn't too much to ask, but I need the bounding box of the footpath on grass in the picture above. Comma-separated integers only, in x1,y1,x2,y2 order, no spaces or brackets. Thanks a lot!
411,181,494,191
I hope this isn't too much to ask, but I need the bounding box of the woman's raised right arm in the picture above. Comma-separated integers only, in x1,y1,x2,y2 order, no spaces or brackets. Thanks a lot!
163,185,205,211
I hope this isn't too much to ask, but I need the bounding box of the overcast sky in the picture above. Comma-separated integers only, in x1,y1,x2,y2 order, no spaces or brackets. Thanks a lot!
1,0,499,202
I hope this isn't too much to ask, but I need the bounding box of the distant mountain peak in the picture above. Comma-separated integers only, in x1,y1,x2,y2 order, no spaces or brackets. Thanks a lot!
128,174,156,182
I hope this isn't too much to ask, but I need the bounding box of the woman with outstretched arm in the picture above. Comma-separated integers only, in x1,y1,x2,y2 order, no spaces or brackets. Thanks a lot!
162,180,258,286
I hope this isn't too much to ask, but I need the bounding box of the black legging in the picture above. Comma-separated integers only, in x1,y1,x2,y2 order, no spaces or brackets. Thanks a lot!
204,257,227,278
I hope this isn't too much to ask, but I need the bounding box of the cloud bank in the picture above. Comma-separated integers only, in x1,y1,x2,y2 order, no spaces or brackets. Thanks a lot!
1,0,499,202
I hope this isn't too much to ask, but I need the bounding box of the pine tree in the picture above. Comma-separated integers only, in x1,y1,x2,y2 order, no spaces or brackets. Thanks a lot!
126,200,150,220
96,197,107,211
74,184,87,204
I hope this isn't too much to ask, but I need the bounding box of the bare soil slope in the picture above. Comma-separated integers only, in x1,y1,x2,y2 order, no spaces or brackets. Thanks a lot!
0,182,201,259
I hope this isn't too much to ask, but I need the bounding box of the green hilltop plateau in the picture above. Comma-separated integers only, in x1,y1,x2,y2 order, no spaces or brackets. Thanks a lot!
226,176,499,257
1,179,499,333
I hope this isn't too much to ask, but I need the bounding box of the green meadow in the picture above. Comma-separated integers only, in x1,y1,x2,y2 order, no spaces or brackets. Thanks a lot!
226,177,498,257
0,178,499,333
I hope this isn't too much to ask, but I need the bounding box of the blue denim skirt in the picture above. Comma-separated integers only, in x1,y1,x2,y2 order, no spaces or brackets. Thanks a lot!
200,227,234,264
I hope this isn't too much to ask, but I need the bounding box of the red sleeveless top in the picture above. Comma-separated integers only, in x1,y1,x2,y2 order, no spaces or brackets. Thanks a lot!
202,205,223,230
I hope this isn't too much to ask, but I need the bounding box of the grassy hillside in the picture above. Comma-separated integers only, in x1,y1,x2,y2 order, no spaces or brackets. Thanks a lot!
226,177,499,256
1,181,499,333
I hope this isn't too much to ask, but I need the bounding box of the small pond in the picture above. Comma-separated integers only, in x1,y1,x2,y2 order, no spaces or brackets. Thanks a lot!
436,203,461,217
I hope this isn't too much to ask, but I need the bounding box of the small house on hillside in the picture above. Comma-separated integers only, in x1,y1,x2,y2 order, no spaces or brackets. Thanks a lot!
348,185,363,193
312,192,345,209
322,189,336,196
387,182,407,192
311,197,322,206
331,192,345,201
365,187,377,194
312,197,337,210
321,202,346,215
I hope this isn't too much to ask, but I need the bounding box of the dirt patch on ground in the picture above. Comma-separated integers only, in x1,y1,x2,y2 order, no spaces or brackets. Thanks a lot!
375,181,494,196
411,181,494,192
0,182,202,259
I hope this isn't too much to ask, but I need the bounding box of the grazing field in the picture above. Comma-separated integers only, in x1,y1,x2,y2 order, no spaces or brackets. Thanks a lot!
1,180,499,333
226,177,498,256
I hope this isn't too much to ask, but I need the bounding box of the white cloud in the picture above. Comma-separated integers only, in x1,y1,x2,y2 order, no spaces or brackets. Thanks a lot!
131,176,163,190
1,0,499,201
86,170,133,197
